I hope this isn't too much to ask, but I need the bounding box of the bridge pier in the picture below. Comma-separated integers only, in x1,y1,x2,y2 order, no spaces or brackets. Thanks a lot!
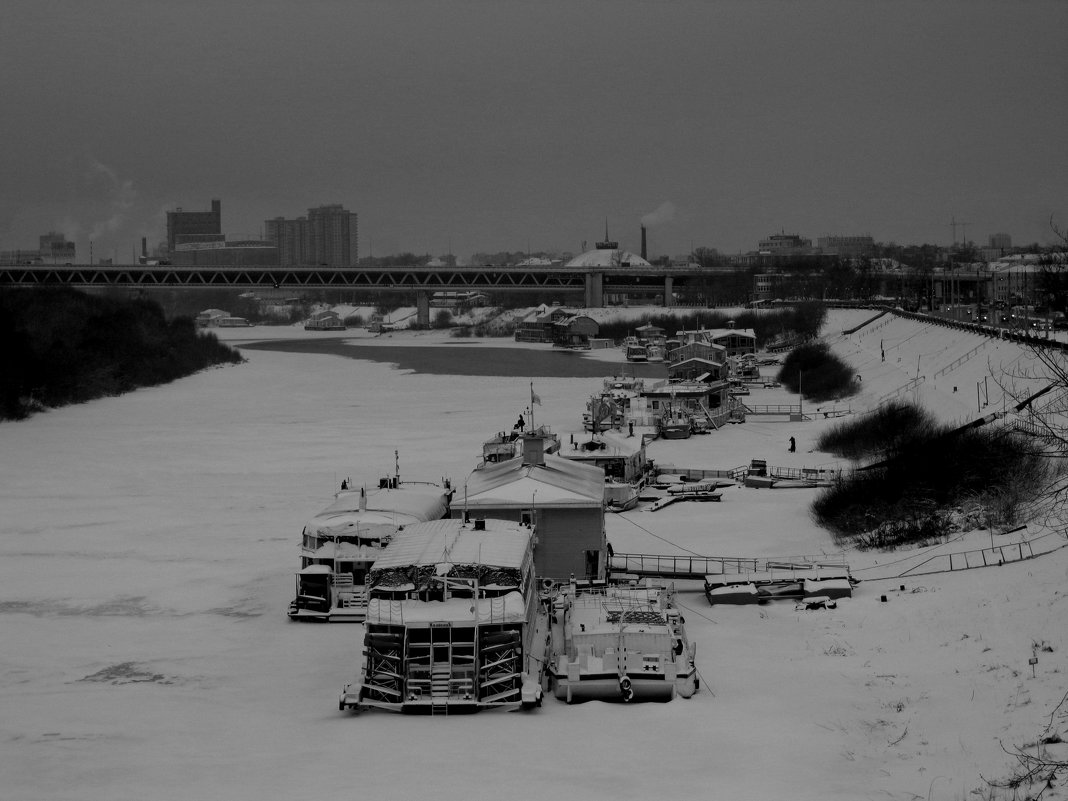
663,276,674,307
584,271,604,308
416,291,430,328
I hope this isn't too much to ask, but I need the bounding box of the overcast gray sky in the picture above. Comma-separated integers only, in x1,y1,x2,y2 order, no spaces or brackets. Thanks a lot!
2,0,1065,263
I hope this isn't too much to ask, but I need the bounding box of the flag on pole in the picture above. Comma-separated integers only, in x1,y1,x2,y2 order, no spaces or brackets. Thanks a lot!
530,381,541,406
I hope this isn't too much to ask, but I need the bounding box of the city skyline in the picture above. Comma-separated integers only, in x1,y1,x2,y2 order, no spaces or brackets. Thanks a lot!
2,1,1065,263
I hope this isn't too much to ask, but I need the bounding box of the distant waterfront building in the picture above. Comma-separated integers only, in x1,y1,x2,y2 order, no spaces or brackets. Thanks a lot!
171,239,278,266
265,204,358,266
816,235,874,257
752,272,788,300
989,233,1012,250
0,231,76,265
166,199,223,252
39,232,76,262
757,233,812,254
264,217,309,266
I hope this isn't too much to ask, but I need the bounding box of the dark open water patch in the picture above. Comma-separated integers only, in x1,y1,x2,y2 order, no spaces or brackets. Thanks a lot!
238,339,668,379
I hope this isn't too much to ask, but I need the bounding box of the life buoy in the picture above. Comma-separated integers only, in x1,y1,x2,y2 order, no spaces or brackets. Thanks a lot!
541,578,554,592
619,675,634,702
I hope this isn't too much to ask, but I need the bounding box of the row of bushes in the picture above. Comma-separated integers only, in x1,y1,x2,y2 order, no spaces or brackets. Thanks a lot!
812,402,1051,542
0,288,243,420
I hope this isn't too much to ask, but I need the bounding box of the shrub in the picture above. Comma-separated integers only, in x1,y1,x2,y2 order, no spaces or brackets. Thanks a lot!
817,402,936,460
813,422,1052,542
778,342,857,402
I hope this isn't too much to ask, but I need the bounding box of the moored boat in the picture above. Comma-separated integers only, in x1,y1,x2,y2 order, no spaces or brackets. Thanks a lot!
625,342,649,362
657,408,693,439
339,517,545,713
480,424,560,467
546,579,698,703
703,566,854,605
604,479,640,512
288,465,452,623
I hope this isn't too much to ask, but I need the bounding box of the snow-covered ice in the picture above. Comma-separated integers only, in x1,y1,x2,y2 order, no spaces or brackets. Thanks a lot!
2,309,1066,800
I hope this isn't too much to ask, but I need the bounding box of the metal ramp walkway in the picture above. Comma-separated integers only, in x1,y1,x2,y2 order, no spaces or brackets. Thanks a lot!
610,552,849,580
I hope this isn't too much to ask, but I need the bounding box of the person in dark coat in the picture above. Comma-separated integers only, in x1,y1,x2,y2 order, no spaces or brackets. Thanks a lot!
789,436,796,452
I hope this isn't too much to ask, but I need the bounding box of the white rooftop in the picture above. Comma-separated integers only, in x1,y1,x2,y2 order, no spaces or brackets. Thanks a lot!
565,248,651,268
369,518,532,572
461,452,605,508
305,484,449,535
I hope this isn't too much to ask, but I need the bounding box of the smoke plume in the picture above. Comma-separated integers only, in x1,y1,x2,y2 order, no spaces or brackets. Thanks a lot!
640,201,675,227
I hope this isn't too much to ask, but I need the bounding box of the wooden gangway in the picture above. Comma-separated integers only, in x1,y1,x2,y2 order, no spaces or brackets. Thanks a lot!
610,551,849,580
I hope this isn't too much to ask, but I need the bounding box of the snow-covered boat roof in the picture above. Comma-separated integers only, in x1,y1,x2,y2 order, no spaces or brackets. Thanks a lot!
461,452,605,508
304,484,449,534
559,429,644,460
369,518,532,573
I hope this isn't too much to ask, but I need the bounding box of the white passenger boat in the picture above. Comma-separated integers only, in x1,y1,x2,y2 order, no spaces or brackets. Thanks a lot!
339,517,545,713
546,579,698,703
288,467,452,623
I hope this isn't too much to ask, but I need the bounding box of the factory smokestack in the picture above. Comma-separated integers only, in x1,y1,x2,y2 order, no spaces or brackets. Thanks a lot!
141,237,147,258
640,225,647,261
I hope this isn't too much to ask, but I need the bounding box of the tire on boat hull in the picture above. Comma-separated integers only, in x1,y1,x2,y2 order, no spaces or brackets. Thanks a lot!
677,673,697,699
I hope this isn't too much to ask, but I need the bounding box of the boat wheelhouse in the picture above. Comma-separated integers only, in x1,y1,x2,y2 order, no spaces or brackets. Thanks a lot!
558,429,651,513
583,393,627,432
480,424,560,467
289,473,452,622
547,579,698,703
339,517,544,713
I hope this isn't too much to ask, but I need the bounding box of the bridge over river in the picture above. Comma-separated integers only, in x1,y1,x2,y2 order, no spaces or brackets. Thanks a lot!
0,262,721,324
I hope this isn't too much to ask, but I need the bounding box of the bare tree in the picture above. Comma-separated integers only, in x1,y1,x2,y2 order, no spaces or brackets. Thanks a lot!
983,690,1068,799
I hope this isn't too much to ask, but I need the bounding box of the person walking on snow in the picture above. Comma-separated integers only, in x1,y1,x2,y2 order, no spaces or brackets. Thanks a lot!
789,436,796,452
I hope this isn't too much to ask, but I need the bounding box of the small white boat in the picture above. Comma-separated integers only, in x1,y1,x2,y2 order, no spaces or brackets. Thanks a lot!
604,479,640,512
546,579,699,703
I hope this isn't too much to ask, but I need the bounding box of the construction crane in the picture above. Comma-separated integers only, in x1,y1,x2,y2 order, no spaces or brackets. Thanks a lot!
950,216,971,246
